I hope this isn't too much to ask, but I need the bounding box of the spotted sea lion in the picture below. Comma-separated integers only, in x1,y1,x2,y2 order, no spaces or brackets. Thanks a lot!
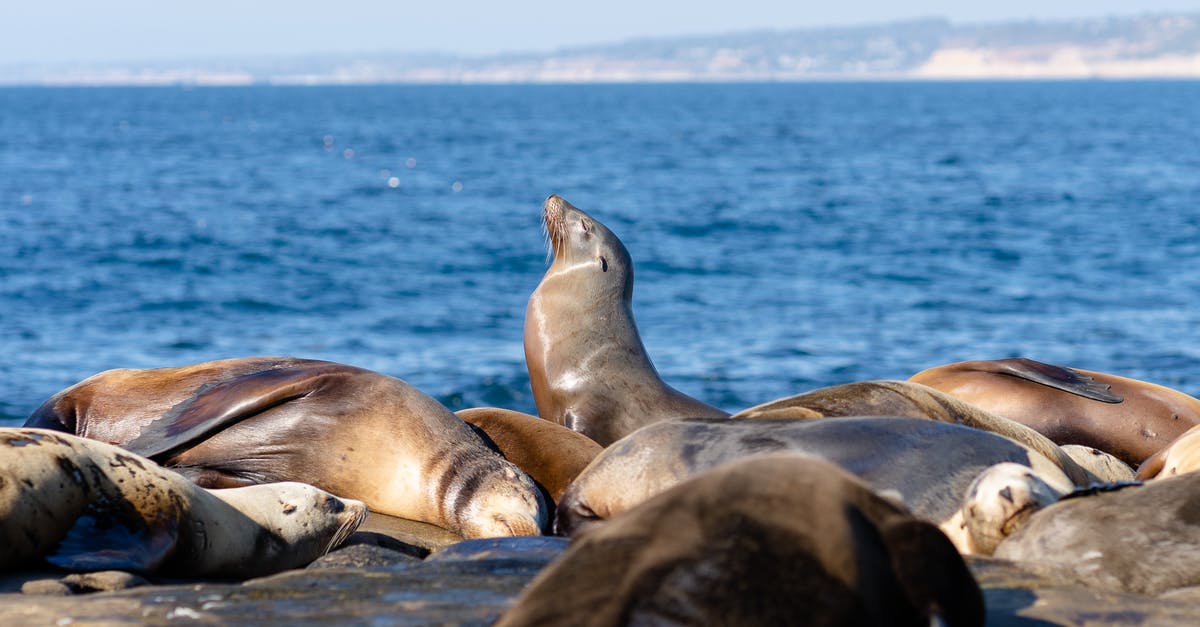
556,416,1074,554
524,195,728,446
909,357,1200,465
732,380,1094,485
993,474,1197,595
24,357,548,538
0,428,366,577
1136,423,1200,479
499,453,984,627
456,407,603,504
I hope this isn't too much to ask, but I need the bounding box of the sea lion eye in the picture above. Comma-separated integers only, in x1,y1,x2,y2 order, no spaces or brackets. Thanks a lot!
600,257,608,272
580,220,592,238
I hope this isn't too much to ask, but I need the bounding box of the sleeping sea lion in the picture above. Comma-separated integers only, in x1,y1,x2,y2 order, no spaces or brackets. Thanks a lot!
993,474,1198,595
0,428,365,577
499,453,984,627
24,357,547,538
524,195,728,446
732,380,1095,485
909,357,1200,465
555,416,1074,553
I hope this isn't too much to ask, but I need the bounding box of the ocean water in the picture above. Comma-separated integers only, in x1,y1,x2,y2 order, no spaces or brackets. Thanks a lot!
3,82,1200,425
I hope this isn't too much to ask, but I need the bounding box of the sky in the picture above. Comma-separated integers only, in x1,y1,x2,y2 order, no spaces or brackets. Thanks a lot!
2,0,1200,65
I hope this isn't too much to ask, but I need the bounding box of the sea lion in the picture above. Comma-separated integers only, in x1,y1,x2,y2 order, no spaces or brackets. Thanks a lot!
524,195,728,446
0,428,366,577
732,380,1095,486
993,474,1198,595
1060,444,1136,482
960,463,1069,555
1136,423,1200,479
498,453,984,627
909,357,1200,465
456,407,603,504
24,357,548,538
556,416,1074,554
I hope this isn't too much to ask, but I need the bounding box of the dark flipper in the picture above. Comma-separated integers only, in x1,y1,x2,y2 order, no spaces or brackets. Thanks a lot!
987,358,1123,403
122,362,368,461
45,508,178,573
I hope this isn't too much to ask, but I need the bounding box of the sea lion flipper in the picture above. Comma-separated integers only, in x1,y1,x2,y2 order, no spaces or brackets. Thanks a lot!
880,518,985,627
123,363,361,460
45,512,178,573
990,358,1123,403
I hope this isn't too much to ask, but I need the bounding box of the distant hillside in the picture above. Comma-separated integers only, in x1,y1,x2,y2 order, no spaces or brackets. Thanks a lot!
4,13,1199,85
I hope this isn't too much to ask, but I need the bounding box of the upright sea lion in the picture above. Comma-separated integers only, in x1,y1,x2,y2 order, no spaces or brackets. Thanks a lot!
456,407,603,504
499,453,984,627
25,357,548,538
909,357,1200,465
994,474,1198,595
524,195,728,446
556,416,1074,553
732,380,1095,485
1136,423,1200,479
0,428,366,577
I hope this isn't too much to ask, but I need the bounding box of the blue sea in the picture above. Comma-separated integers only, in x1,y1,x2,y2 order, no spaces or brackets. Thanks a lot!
3,82,1200,425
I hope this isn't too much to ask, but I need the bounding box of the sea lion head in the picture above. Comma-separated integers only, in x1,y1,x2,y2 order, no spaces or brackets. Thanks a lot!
452,463,550,538
542,194,633,299
963,462,1064,554
209,482,369,560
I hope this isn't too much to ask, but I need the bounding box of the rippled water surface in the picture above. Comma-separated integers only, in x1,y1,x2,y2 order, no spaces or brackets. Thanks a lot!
3,82,1200,423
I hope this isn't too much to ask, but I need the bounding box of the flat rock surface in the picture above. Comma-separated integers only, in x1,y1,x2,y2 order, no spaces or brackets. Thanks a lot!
2,530,1199,626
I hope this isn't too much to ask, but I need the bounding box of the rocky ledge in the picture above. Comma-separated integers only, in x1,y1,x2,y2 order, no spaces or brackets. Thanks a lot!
1,514,1198,626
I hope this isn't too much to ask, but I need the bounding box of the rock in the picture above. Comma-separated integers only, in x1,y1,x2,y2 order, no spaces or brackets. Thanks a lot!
18,579,72,596
19,570,150,596
307,544,420,570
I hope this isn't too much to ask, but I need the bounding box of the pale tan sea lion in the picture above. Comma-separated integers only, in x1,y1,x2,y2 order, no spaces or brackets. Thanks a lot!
498,453,984,627
993,474,1197,595
1060,444,1135,482
909,357,1200,465
732,380,1094,486
524,195,728,446
1136,423,1200,479
24,357,548,538
0,428,366,577
555,416,1073,554
456,407,603,504
960,463,1069,555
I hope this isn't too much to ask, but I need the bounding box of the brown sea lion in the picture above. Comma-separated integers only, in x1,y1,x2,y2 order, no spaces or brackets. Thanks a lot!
556,416,1074,554
24,357,548,538
498,453,984,627
1136,423,1200,479
0,428,366,577
524,195,728,446
732,380,1095,486
993,474,1199,595
456,407,603,503
909,357,1200,465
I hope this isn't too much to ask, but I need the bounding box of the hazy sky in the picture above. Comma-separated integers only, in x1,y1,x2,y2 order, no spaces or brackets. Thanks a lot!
3,0,1199,64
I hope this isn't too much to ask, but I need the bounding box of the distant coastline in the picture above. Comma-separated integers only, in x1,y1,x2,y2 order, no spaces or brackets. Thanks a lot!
3,13,1199,86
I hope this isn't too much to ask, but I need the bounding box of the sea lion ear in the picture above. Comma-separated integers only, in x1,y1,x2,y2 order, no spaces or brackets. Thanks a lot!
45,510,179,573
600,256,608,272
879,518,985,627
